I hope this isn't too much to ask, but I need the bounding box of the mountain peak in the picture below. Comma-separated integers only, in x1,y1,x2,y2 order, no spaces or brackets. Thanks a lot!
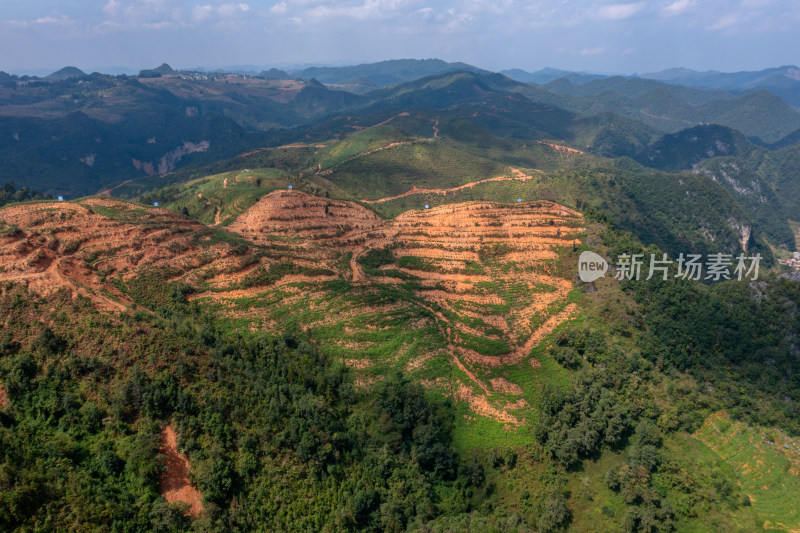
152,63,175,74
138,63,176,78
45,66,86,81
260,68,290,79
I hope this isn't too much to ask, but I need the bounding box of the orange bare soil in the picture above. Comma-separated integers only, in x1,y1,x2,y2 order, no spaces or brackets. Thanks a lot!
1,191,583,425
224,190,582,425
490,377,524,396
538,141,586,155
0,197,318,309
160,425,204,517
0,382,8,409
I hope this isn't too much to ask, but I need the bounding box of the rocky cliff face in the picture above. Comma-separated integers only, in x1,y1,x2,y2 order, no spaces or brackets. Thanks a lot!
132,140,210,176
727,217,752,252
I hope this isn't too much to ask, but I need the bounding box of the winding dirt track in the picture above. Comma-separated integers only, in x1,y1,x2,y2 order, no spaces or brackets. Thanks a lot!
97,179,135,197
362,168,538,204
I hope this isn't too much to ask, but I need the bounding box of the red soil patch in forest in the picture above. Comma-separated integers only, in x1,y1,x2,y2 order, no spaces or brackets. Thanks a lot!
329,141,414,170
455,383,521,427
97,178,135,197
160,425,204,517
0,383,8,408
538,141,586,155
490,377,524,396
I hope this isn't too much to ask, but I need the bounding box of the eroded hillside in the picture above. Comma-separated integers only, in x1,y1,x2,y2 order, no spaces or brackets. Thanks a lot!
0,198,252,311
0,191,583,427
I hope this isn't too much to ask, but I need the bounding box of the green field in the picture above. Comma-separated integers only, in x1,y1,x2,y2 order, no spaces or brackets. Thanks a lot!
694,411,800,531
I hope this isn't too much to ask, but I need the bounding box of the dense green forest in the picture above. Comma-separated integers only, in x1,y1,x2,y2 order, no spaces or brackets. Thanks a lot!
0,286,482,531
0,181,51,207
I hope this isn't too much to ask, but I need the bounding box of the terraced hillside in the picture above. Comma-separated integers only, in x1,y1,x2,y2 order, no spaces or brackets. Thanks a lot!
0,191,583,434
212,190,583,428
0,199,251,311
694,411,800,531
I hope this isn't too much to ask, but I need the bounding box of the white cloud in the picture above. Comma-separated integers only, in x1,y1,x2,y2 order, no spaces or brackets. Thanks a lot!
34,15,73,25
597,2,644,20
661,0,693,16
441,10,473,33
102,0,123,17
96,0,187,30
5,0,800,72
8,14,75,28
707,12,738,30
580,46,606,56
192,4,213,21
144,20,174,29
304,0,421,22
217,3,250,17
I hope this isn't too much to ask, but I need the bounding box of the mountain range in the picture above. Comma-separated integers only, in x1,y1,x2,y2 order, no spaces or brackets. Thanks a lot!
2,60,800,194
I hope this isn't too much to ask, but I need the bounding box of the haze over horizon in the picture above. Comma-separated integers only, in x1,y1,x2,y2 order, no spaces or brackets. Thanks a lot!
2,0,799,75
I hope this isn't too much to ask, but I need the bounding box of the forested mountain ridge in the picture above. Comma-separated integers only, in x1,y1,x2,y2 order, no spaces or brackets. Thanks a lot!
3,63,800,198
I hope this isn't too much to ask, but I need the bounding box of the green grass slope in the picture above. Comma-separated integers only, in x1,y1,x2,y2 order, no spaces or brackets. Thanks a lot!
694,411,800,531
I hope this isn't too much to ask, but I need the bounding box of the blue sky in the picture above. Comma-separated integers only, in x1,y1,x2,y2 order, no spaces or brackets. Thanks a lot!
1,0,798,74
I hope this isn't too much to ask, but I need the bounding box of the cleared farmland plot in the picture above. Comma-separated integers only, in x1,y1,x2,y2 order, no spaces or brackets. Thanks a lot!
0,189,583,433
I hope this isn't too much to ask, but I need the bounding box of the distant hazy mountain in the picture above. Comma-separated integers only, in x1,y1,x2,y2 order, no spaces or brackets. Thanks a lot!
0,71,15,86
501,67,606,85
45,66,87,81
295,58,488,87
643,65,800,88
260,68,290,79
89,66,140,76
138,63,176,78
642,67,719,83
643,66,800,107
540,75,800,143
207,64,267,74
5,59,800,196
543,75,727,103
